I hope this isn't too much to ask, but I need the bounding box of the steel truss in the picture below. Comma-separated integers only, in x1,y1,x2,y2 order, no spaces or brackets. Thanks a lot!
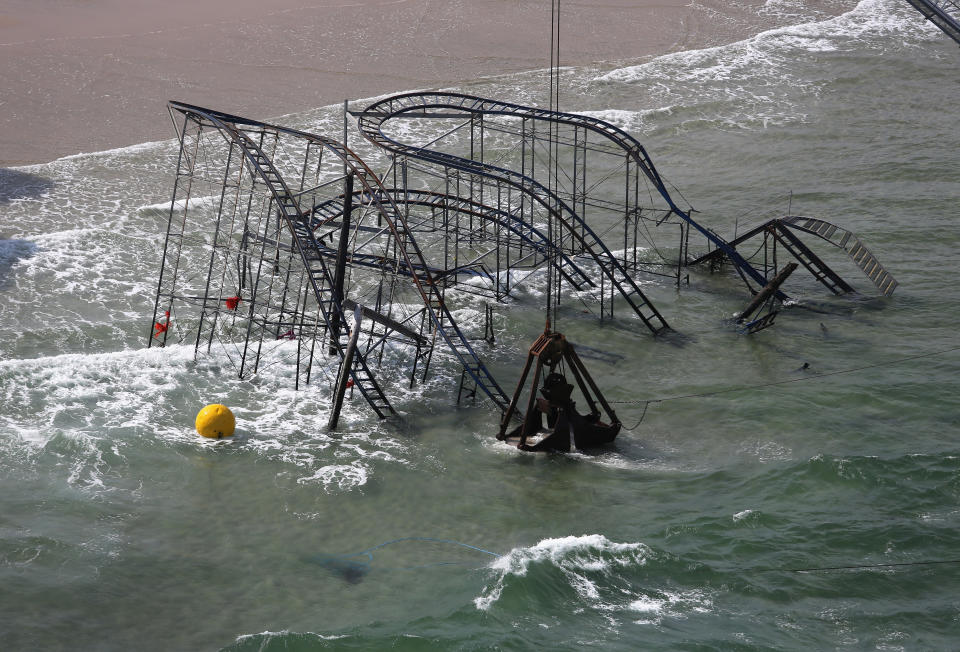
904,0,960,45
356,92,895,309
149,102,509,417
690,216,897,297
148,93,898,420
353,92,797,327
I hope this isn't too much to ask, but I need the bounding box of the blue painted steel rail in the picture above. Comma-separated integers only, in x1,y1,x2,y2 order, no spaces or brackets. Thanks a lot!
356,92,778,309
356,93,682,335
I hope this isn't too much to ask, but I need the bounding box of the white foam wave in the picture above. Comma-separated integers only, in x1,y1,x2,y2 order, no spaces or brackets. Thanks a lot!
627,588,715,626
135,194,220,213
595,0,937,130
0,344,412,494
732,509,756,523
474,534,715,626
296,462,370,490
572,107,678,134
603,0,933,85
235,630,347,644
43,139,173,168
475,534,651,610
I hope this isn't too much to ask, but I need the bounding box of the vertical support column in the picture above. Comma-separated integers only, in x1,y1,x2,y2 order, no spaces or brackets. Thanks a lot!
329,172,355,354
343,99,349,176
249,204,286,376
196,139,243,357
443,168,451,291
623,155,631,272
328,304,364,430
484,304,495,343
150,112,201,348
676,223,685,288
573,125,587,256
238,199,274,380
519,117,528,264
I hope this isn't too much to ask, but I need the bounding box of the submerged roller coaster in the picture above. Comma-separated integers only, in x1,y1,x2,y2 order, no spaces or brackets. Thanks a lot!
149,93,897,421
904,0,960,45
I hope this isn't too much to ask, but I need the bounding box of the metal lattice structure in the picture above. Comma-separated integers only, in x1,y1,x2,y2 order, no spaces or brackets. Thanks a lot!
148,94,898,419
904,0,960,45
690,216,897,297
354,92,784,332
149,102,509,416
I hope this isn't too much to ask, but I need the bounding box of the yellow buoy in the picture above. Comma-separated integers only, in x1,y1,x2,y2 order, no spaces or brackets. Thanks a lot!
195,404,236,438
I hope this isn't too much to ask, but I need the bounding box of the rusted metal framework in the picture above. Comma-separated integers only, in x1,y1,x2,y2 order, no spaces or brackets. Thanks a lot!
353,92,896,320
148,94,898,422
356,92,697,334
497,328,621,452
149,102,509,417
691,215,897,297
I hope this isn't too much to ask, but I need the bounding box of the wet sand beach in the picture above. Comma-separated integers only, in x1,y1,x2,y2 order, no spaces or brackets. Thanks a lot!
0,0,853,167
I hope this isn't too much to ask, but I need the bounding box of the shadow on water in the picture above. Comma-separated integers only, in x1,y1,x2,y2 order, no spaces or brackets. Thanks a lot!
0,168,55,204
307,554,371,584
0,239,37,290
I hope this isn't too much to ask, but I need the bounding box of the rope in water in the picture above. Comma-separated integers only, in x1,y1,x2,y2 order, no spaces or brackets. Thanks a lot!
772,559,960,573
616,344,960,430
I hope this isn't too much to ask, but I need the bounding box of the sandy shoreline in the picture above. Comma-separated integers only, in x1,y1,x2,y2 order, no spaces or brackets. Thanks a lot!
1,0,849,167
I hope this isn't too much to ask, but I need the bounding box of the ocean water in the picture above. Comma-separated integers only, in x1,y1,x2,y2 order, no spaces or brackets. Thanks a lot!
2,1,960,649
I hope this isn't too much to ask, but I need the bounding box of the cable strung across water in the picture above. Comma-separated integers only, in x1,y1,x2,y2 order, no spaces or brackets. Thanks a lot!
772,559,960,573
616,344,960,430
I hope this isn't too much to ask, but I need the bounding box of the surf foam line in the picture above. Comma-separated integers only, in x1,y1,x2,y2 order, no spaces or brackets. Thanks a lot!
471,531,960,622
0,343,414,492
599,0,936,86
475,534,651,611
472,534,717,627
594,0,939,131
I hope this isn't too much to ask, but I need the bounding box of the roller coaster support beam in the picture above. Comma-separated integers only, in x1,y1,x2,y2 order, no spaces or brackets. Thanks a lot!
903,0,960,45
329,304,363,430
355,93,775,300
330,172,354,354
738,262,797,323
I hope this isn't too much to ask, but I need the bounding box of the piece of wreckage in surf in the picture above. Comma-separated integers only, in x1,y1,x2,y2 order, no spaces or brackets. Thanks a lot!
148,101,514,425
497,327,621,452
353,92,898,339
148,93,687,426
687,215,898,334
148,94,901,436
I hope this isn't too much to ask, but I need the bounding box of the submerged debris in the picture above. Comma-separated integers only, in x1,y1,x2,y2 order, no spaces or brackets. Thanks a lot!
148,96,899,428
498,327,621,452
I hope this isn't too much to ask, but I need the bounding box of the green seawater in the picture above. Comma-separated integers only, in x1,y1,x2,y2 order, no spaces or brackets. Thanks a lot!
2,1,959,649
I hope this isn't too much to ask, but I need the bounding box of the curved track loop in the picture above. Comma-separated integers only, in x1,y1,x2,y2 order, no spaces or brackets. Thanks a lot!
166,101,509,413
356,92,672,335
781,216,897,296
688,216,897,297
357,92,777,312
308,189,595,294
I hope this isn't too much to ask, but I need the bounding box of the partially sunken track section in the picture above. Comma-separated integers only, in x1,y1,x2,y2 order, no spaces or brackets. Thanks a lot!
904,0,960,45
154,102,510,416
355,92,675,335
